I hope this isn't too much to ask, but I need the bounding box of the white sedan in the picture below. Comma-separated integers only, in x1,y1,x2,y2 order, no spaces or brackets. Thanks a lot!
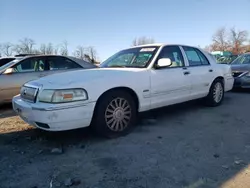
12,44,234,137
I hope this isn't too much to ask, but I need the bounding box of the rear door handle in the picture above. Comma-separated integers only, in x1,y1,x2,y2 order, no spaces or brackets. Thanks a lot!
183,71,190,75
209,69,213,72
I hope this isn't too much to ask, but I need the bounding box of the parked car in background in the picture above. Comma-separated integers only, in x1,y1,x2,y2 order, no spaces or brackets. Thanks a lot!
231,53,250,88
0,54,39,67
217,55,239,64
0,55,96,104
13,44,234,138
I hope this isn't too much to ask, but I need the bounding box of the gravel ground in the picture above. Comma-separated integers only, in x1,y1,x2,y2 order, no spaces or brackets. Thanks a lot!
1,91,250,188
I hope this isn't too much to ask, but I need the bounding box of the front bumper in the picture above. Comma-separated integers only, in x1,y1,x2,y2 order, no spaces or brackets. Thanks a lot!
12,95,96,131
234,78,242,88
233,77,250,88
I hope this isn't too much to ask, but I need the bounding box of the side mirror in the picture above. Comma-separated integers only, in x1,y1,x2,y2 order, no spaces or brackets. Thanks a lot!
3,68,14,75
156,58,172,68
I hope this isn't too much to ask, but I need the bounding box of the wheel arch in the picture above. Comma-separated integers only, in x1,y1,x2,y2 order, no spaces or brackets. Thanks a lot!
94,86,140,113
213,76,225,85
207,76,225,95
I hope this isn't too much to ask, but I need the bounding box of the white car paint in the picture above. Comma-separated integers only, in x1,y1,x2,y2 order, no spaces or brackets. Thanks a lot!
12,44,234,131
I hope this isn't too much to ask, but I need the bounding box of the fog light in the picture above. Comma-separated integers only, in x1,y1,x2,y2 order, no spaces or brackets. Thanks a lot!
35,122,50,129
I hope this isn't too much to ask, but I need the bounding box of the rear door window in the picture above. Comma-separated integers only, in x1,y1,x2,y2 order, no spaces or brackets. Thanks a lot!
12,57,45,73
183,46,210,66
47,56,81,70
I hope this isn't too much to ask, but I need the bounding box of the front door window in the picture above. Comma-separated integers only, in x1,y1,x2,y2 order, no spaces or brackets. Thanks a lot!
157,46,185,67
12,57,45,73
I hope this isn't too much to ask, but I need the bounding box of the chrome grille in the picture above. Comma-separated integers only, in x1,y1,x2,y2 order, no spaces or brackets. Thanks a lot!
20,86,38,103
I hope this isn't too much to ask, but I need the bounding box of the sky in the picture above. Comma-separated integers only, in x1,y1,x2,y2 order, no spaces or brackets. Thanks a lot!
0,0,250,61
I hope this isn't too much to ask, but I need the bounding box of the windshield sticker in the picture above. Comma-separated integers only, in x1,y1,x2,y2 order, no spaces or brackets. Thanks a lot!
140,48,156,52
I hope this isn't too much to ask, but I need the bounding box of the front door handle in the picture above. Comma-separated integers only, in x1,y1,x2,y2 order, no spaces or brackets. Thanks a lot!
209,69,213,72
183,71,190,75
39,74,46,77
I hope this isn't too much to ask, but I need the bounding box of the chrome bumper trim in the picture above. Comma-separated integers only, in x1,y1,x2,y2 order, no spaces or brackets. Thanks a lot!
31,101,96,111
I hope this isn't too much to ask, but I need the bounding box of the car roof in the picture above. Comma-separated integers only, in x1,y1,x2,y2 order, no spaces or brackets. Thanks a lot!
129,43,164,48
18,54,67,58
126,43,203,50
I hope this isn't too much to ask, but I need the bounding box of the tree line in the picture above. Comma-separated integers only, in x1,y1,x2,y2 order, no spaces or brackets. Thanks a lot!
205,27,250,54
0,27,249,62
0,38,99,64
0,37,153,62
131,28,250,54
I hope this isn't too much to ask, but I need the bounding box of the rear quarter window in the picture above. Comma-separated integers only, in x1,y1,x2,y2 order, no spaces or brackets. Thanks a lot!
0,58,15,67
183,46,210,66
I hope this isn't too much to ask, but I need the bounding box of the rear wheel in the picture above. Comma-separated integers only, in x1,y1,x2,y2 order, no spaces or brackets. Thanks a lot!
204,79,224,107
92,90,137,138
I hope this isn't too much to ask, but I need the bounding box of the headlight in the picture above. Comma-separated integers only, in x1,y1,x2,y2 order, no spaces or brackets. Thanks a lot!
38,89,88,103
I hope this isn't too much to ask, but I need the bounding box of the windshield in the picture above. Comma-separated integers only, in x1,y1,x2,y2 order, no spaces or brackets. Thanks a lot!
100,46,159,68
231,54,250,65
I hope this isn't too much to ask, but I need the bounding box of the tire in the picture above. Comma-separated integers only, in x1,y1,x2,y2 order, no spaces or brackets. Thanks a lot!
204,79,224,107
91,90,137,138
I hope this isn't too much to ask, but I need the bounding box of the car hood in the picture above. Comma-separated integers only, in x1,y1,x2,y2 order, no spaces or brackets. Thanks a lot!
28,68,145,88
231,64,250,72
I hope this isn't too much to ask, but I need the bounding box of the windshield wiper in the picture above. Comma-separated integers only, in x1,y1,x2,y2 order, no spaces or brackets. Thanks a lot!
108,65,127,68
124,65,144,68
106,65,143,68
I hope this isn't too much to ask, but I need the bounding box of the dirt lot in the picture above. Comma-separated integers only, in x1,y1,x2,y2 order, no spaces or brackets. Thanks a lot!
1,91,250,188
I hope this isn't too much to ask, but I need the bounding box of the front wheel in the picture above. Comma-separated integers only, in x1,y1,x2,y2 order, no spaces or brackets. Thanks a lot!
204,79,224,107
92,90,137,138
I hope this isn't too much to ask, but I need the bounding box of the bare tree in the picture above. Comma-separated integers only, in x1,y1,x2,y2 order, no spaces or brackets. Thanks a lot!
84,46,98,64
40,44,46,54
203,45,212,52
40,43,54,54
13,45,22,54
211,27,229,51
33,49,41,54
1,42,13,56
246,40,250,52
73,45,85,60
132,37,155,46
229,27,248,54
46,43,53,54
59,40,68,56
246,45,250,53
73,46,98,63
54,45,59,55
18,38,36,53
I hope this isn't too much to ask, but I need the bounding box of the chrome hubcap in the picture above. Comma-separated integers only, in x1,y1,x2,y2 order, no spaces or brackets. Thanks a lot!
105,98,131,132
213,82,223,103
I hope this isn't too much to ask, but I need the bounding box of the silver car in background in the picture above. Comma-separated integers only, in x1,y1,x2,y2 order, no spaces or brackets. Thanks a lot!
0,55,97,104
231,53,250,88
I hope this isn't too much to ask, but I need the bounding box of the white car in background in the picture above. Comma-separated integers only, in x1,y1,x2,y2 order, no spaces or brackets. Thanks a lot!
12,44,234,138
